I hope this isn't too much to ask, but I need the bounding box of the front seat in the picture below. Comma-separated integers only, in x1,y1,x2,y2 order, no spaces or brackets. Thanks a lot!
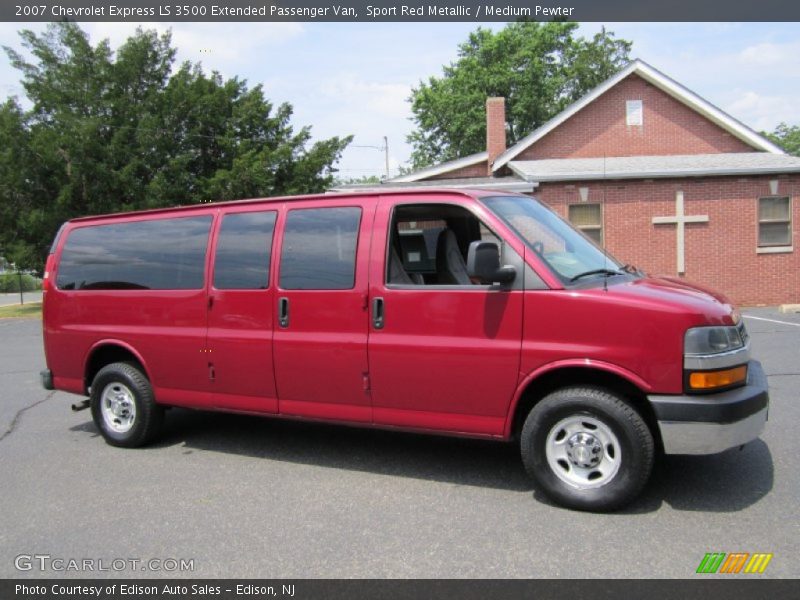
436,229,471,285
388,245,414,284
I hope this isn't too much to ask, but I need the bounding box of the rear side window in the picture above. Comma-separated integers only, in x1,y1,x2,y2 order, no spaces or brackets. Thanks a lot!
49,223,67,254
213,211,277,290
279,207,361,290
56,216,212,290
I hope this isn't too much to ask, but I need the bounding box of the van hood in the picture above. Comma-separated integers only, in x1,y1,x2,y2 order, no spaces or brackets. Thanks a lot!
607,275,736,325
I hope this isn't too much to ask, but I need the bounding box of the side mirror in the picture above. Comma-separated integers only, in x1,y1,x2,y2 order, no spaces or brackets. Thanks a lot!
467,241,516,285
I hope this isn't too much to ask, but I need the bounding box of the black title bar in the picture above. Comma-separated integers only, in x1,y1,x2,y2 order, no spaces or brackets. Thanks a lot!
4,579,800,600
5,0,800,22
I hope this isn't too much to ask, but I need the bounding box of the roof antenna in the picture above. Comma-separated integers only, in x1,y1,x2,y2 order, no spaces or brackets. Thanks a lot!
602,153,608,292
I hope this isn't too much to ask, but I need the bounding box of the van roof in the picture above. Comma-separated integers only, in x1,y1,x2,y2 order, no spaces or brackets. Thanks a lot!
69,187,519,223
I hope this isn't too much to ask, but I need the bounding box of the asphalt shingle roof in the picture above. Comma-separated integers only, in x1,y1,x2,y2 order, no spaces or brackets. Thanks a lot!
508,152,800,182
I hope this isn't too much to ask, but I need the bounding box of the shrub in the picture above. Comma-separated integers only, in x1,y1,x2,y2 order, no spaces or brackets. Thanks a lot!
0,273,42,293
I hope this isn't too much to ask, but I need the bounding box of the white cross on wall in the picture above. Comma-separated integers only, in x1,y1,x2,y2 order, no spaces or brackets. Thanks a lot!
651,191,709,274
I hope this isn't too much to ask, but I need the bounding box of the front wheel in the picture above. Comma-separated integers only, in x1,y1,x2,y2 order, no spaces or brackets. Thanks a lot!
90,362,164,448
520,387,654,512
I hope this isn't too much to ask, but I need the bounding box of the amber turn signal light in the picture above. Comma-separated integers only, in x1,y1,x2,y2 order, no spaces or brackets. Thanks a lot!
688,365,748,390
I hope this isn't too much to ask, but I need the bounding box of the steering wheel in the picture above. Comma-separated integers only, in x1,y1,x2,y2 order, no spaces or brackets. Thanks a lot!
532,241,544,255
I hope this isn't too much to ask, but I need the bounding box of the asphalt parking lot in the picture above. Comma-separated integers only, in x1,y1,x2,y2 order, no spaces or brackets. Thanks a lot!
1,308,798,579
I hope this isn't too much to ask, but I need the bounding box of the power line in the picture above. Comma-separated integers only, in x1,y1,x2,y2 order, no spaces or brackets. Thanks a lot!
349,137,390,178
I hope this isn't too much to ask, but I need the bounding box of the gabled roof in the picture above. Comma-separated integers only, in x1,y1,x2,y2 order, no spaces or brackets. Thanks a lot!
492,59,784,172
508,152,800,183
389,151,487,183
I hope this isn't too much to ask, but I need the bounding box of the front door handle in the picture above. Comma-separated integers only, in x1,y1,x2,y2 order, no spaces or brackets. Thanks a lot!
278,297,290,328
372,297,384,329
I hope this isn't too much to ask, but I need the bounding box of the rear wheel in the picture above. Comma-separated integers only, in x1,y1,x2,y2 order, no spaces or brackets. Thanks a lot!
90,362,163,448
521,386,654,512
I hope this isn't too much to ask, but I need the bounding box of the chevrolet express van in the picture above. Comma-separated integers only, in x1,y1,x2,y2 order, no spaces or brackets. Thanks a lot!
40,189,769,511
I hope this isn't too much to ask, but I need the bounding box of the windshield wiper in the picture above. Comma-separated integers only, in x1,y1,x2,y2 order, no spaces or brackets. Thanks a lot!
569,268,623,282
620,263,641,275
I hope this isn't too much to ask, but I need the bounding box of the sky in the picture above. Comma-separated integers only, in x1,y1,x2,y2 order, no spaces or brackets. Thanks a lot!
1,21,798,180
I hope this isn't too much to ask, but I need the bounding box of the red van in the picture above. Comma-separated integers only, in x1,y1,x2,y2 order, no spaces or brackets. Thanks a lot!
40,189,768,511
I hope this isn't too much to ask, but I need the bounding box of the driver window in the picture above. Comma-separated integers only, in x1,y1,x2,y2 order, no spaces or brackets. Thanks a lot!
386,204,501,286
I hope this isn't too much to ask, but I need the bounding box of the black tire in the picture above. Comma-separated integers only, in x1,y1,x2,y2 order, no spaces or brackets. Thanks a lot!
90,362,164,448
520,386,654,512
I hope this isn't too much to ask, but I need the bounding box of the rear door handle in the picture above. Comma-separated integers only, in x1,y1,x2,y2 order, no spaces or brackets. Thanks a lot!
278,297,290,328
372,297,384,329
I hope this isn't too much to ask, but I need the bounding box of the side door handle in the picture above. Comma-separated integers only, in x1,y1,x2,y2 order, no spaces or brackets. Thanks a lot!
278,297,290,328
372,297,384,329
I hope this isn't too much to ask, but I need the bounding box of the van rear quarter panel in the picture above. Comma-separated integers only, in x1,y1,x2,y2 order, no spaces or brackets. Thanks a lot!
45,213,214,404
45,289,208,396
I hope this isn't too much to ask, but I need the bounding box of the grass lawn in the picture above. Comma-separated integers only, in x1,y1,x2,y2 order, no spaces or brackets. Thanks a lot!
0,302,42,318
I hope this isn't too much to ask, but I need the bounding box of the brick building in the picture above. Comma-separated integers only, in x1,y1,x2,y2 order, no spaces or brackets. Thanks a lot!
379,60,800,306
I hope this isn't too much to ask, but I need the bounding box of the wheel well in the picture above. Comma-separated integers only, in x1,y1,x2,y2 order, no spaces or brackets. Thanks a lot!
84,345,146,394
510,367,663,451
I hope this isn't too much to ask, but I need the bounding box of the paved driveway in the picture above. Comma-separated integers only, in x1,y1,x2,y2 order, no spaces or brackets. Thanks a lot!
0,292,42,306
0,308,797,578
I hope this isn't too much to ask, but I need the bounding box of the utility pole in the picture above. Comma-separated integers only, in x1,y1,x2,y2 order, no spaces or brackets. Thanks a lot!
383,136,390,180
351,138,391,180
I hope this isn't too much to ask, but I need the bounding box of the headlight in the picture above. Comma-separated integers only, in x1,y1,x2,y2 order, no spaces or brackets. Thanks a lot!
684,326,744,355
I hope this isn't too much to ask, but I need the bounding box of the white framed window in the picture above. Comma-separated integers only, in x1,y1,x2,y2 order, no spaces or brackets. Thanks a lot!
757,196,791,248
568,203,603,246
626,100,643,126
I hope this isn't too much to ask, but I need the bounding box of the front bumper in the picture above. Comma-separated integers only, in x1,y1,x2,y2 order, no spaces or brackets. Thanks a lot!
648,360,769,455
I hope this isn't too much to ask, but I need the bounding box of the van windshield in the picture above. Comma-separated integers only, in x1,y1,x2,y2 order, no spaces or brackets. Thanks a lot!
482,195,623,283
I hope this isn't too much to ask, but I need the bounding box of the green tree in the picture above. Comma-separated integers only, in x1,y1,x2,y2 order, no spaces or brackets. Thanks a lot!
334,174,383,186
0,23,351,271
0,98,39,268
407,23,631,169
764,123,800,156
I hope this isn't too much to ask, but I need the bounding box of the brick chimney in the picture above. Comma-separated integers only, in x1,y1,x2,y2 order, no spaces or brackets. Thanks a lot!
486,97,506,175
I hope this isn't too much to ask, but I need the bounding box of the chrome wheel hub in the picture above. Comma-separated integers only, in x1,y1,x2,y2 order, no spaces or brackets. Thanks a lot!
566,432,603,468
545,415,621,489
100,383,136,434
